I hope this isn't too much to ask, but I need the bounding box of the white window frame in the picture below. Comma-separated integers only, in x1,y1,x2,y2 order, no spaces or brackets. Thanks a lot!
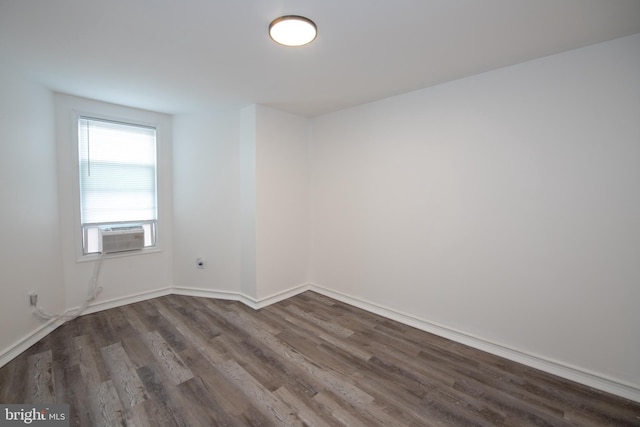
70,108,168,261
77,116,158,255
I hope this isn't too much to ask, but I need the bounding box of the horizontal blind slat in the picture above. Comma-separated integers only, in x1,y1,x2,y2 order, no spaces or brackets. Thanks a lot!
78,117,157,225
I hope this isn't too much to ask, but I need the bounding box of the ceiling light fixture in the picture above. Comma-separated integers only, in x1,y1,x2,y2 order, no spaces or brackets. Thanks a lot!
269,15,317,47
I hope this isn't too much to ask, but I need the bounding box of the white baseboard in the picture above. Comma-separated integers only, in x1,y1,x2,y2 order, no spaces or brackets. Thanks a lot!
173,283,310,309
0,318,65,369
308,283,640,403
252,283,311,309
3,282,638,403
0,287,173,369
82,287,174,315
0,284,312,369
172,286,242,302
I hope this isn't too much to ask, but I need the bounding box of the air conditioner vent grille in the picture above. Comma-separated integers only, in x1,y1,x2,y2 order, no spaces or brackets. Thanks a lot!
99,226,144,253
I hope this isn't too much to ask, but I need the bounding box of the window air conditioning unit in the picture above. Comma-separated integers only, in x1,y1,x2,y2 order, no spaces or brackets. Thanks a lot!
99,226,145,253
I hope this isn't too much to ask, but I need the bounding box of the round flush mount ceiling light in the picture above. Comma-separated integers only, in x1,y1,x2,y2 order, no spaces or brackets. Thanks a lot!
269,15,317,47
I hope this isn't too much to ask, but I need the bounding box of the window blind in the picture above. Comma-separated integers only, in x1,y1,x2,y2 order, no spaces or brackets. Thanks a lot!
78,117,157,225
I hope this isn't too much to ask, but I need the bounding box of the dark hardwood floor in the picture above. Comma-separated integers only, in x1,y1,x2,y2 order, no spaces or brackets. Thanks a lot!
1,291,638,426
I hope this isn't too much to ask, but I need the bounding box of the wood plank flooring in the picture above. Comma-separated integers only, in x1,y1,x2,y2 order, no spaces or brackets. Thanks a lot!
1,291,639,426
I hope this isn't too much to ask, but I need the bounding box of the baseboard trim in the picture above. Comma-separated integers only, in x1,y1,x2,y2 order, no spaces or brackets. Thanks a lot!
308,283,640,403
3,283,638,403
172,286,242,302
0,317,65,369
82,287,174,315
0,287,173,369
173,283,310,310
1,284,311,369
253,283,311,309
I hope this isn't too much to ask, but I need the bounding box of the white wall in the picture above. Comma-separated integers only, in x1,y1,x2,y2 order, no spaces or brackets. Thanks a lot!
0,64,65,362
255,105,309,299
172,109,244,295
2,30,637,400
309,34,640,390
172,105,310,303
55,94,174,310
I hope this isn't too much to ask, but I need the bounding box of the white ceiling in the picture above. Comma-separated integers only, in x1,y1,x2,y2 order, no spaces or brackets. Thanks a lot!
1,0,639,117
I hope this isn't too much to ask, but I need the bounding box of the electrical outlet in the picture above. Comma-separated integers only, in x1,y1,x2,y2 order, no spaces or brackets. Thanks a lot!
29,292,38,306
196,258,204,269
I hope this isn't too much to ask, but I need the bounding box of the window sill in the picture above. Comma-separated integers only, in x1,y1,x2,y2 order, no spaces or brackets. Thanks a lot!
76,247,163,263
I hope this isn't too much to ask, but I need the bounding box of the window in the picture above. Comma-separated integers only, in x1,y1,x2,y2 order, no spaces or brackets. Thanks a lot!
78,117,158,254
